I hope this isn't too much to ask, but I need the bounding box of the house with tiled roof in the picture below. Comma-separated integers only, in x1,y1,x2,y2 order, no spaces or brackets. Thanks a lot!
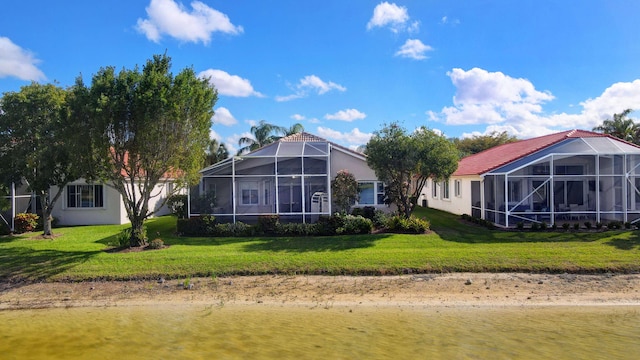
423,129,640,227
190,132,391,223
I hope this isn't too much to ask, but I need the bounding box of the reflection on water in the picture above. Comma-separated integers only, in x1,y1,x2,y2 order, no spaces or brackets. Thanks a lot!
0,305,638,359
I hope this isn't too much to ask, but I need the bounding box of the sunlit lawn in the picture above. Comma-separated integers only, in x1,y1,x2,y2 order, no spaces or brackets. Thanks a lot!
1,207,639,282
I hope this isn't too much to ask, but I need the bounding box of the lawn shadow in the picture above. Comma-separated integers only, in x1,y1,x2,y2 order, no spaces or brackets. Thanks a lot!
242,234,388,253
0,246,101,288
604,231,640,250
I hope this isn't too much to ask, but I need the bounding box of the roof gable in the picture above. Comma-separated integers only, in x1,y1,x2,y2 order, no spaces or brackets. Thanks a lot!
453,129,634,176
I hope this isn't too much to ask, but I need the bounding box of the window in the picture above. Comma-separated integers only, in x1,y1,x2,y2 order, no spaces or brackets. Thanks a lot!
241,182,259,205
432,179,438,198
357,181,385,205
67,184,104,208
441,180,450,200
454,180,461,197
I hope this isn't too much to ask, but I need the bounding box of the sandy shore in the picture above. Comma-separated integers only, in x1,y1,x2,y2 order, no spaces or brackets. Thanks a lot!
1,273,639,310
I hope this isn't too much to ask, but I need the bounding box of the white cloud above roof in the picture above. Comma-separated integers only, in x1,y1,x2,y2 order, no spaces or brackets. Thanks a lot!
431,68,640,139
0,37,45,81
198,69,263,97
212,107,237,126
316,126,372,146
276,75,346,102
395,39,433,60
325,108,366,122
136,0,243,44
367,2,418,33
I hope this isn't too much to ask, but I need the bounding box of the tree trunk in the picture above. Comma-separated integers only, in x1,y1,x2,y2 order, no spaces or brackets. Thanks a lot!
129,216,147,247
42,213,53,236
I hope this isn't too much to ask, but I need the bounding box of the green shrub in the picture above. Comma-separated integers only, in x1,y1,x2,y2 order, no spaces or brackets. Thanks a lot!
148,238,164,249
584,221,592,230
562,223,570,230
540,222,548,230
315,215,345,236
595,222,603,230
14,213,39,233
516,222,524,230
573,223,580,230
213,222,251,237
276,222,318,236
530,222,540,231
167,194,188,219
337,215,373,235
256,215,280,235
372,210,390,228
115,228,132,248
177,215,216,236
625,222,632,229
551,223,558,230
385,215,430,234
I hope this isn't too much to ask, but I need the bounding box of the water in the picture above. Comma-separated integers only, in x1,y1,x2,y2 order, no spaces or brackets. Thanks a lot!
0,305,638,359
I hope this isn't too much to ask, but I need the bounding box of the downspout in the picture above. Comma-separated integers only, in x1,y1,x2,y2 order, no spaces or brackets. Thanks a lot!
595,155,600,223
504,174,509,227
327,143,333,215
11,182,16,232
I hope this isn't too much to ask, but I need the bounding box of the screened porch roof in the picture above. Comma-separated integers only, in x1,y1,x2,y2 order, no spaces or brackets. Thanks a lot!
454,129,640,176
487,136,640,175
200,132,332,177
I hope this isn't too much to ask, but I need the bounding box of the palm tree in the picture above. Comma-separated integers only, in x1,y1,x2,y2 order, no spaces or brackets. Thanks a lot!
593,109,639,144
206,139,229,165
237,120,286,155
283,123,304,136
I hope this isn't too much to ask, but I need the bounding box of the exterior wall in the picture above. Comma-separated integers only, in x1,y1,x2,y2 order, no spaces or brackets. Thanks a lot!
52,179,178,226
51,180,127,226
329,147,395,213
422,175,479,215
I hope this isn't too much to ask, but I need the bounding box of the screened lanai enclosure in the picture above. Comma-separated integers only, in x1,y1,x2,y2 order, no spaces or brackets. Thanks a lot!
190,138,332,224
473,136,640,227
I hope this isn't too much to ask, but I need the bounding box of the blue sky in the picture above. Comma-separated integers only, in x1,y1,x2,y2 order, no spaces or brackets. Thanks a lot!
2,0,640,153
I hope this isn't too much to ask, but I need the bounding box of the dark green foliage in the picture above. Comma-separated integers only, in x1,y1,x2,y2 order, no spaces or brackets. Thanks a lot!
540,222,548,230
584,221,592,230
573,223,580,230
177,215,216,236
624,222,632,229
14,213,39,234
332,170,359,214
516,222,524,230
384,215,430,234
0,221,10,235
451,131,519,157
167,194,188,219
256,215,280,235
551,223,558,230
595,222,603,230
562,223,571,230
530,222,540,231
276,222,318,237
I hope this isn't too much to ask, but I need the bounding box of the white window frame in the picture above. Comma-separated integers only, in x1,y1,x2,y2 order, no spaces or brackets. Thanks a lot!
432,179,438,198
442,180,450,200
240,182,259,205
66,184,104,209
454,180,461,197
356,181,386,206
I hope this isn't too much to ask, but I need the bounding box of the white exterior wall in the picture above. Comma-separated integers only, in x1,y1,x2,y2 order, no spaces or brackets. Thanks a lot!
52,179,179,226
51,180,127,226
421,175,479,215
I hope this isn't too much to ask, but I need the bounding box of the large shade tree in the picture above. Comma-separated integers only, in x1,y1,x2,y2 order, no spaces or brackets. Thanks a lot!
592,109,639,144
70,54,217,246
366,123,459,218
0,83,80,236
206,139,229,165
451,131,518,157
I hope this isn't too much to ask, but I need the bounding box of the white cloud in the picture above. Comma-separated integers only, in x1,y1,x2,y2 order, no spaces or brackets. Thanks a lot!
431,67,640,138
325,108,367,122
209,128,221,141
136,0,243,44
225,131,253,155
0,37,46,81
245,119,257,127
316,127,373,146
308,118,321,124
198,69,263,97
276,75,346,102
367,2,417,33
395,39,433,60
212,107,237,126
291,114,305,121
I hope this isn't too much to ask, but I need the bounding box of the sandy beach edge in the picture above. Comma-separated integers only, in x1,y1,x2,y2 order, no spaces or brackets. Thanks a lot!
1,273,639,310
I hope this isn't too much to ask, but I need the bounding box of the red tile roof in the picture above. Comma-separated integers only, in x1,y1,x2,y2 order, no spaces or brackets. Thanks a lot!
454,129,611,176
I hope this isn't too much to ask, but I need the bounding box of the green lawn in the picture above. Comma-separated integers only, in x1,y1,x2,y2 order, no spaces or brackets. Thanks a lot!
1,207,639,282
